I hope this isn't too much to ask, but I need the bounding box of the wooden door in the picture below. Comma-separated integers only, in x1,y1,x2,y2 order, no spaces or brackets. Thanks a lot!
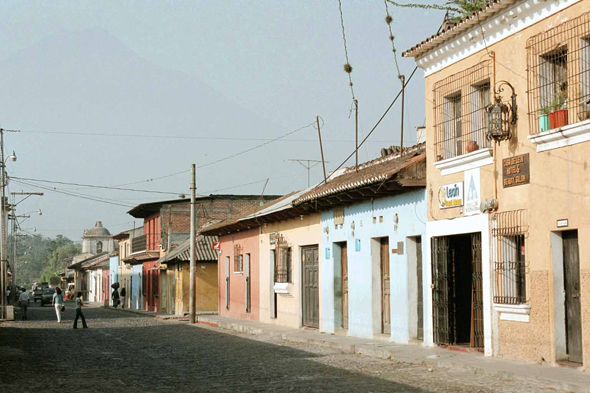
341,244,349,330
225,256,230,310
182,263,190,314
302,246,319,328
416,237,424,341
245,255,251,313
381,238,391,334
563,230,583,363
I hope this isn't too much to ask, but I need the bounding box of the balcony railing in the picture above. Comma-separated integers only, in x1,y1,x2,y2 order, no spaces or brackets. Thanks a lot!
131,234,147,253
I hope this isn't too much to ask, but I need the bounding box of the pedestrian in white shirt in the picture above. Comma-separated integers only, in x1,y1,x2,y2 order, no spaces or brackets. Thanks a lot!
51,287,64,323
18,288,29,320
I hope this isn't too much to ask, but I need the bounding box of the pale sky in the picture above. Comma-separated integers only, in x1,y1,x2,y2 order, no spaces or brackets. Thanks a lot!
0,0,443,240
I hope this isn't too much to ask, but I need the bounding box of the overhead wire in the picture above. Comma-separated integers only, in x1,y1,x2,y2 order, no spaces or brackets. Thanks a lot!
337,0,356,100
323,65,419,184
10,176,183,195
11,179,135,208
111,121,317,187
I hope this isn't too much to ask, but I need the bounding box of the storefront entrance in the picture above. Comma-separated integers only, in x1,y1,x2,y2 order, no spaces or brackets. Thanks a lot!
431,232,483,349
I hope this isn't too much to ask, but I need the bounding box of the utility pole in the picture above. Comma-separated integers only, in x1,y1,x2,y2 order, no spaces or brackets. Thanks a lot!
10,192,43,284
189,164,196,324
0,128,18,320
288,159,328,188
316,116,328,184
354,99,359,169
400,75,406,154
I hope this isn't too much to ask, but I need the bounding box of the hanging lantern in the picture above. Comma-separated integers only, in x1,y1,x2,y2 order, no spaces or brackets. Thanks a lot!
486,81,517,143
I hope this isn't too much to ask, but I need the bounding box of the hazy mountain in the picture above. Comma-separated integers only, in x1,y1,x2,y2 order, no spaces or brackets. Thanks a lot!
0,28,307,239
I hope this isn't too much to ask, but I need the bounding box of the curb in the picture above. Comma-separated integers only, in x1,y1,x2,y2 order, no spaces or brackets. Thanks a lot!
191,317,590,393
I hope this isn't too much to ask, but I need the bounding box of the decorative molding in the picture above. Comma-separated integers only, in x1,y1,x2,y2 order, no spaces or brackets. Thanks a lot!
416,0,581,76
495,303,531,323
434,148,493,176
528,119,590,152
273,282,290,294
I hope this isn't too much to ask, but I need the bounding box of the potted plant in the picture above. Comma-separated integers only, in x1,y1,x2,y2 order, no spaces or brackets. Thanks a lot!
539,105,551,132
466,140,479,153
578,99,590,122
548,89,568,129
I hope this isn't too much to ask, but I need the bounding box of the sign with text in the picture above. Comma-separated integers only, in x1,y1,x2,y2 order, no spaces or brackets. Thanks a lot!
464,168,481,216
503,153,530,188
438,182,464,209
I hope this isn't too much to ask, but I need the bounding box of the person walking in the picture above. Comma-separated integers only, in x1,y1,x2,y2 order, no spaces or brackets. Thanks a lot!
73,292,88,329
52,287,64,323
120,287,126,309
112,287,120,308
18,288,29,320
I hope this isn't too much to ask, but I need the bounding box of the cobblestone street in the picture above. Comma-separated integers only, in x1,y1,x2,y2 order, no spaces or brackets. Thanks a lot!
0,303,564,392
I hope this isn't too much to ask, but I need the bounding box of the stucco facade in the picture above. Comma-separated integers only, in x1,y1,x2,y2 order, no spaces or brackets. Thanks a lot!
218,229,261,320
405,0,590,367
320,190,427,343
259,213,321,328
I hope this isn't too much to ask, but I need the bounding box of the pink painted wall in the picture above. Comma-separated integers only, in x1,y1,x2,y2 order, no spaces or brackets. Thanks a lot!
218,228,260,320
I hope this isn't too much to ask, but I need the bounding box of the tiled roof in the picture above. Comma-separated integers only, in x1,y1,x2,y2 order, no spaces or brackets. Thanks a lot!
199,190,311,236
122,251,160,264
402,0,519,58
67,252,109,270
293,144,426,206
158,235,219,264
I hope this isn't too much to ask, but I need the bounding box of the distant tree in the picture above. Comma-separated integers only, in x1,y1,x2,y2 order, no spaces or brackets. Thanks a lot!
10,233,80,287
49,276,61,286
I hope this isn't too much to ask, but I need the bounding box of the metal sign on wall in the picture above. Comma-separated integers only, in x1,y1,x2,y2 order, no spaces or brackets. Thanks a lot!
438,182,464,209
503,153,530,188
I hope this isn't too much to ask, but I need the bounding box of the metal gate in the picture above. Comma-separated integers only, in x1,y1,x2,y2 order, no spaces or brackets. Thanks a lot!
431,236,451,345
431,233,484,348
471,233,484,349
302,246,319,328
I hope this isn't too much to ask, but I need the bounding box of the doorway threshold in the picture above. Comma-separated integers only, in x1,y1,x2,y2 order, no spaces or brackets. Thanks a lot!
445,344,484,354
556,360,583,369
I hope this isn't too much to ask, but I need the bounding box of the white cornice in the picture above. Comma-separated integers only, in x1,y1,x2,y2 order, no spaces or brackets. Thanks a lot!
416,0,581,77
528,119,590,152
434,148,493,176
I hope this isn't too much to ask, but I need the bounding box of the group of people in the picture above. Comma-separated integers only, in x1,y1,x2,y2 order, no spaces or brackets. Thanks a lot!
52,287,88,329
16,287,88,329
111,287,126,308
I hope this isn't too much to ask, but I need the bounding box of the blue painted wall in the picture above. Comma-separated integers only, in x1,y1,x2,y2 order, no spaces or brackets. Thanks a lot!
130,264,143,310
320,189,426,343
109,255,119,288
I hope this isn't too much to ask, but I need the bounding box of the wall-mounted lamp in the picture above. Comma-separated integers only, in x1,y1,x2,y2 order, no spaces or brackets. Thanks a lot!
486,80,517,143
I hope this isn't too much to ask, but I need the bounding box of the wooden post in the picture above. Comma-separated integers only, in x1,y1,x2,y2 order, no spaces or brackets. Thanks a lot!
189,164,196,324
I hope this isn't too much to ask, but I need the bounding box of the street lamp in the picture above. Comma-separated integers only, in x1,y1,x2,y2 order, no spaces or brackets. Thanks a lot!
8,151,16,163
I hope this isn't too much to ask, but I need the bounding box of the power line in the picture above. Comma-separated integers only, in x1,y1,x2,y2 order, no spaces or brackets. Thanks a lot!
337,0,356,100
324,65,419,183
10,176,183,196
18,129,401,143
114,121,317,187
11,179,134,208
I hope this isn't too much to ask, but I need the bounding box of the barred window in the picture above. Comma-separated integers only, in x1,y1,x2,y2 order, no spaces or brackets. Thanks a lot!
234,254,243,273
492,210,529,305
527,12,590,134
274,247,292,283
433,60,492,161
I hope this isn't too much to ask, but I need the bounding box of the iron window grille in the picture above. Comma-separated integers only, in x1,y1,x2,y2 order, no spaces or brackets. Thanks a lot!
433,60,492,161
492,210,529,305
527,11,590,135
274,235,292,283
233,244,243,273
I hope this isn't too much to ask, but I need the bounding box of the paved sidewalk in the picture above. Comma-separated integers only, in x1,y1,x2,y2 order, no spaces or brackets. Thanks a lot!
109,305,215,321
194,314,590,393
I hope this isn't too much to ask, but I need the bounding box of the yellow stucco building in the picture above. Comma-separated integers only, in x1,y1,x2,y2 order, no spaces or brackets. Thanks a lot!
404,0,590,368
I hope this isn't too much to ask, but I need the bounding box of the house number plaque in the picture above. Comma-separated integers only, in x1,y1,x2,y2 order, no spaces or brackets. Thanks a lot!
502,153,530,188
